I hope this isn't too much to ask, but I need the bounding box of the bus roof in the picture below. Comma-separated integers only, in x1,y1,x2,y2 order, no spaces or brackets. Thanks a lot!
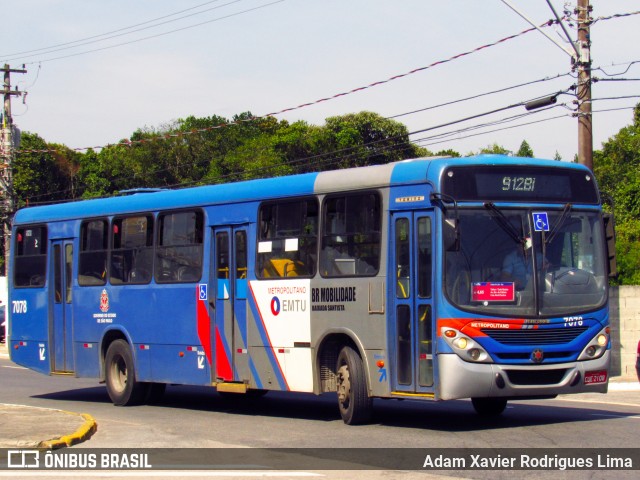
13,155,593,225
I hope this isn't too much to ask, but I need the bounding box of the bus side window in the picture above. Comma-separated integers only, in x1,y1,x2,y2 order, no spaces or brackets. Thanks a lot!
111,215,153,285
256,198,318,279
79,220,108,286
320,193,380,277
14,226,48,288
155,210,203,283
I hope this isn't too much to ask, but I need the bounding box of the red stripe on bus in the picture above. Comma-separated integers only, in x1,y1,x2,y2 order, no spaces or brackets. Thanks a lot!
215,325,233,381
195,286,212,365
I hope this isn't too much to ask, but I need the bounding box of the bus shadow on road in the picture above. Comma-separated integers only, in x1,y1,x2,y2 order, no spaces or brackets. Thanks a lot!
370,396,638,431
32,385,341,422
32,384,637,431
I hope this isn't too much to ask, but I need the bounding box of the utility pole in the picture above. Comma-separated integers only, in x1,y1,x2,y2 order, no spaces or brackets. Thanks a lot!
502,0,594,169
576,0,593,170
1,64,27,275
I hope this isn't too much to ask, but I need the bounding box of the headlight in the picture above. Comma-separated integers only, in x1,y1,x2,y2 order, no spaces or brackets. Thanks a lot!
578,327,609,361
440,327,493,363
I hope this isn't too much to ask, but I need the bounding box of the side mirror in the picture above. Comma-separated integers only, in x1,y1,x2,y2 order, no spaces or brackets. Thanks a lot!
603,213,616,278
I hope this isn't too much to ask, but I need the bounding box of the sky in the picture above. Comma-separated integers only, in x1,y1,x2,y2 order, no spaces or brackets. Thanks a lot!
2,0,639,163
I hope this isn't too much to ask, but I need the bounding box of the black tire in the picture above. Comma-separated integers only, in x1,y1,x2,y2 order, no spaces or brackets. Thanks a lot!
104,339,147,406
471,397,508,416
336,345,373,425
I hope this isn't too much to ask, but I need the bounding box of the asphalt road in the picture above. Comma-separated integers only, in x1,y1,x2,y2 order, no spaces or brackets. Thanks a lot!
1,347,639,480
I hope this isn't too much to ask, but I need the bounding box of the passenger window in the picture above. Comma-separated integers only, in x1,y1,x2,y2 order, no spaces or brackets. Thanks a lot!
155,211,203,283
320,193,381,277
395,218,410,298
236,230,248,281
257,198,318,278
417,217,432,298
111,215,153,285
14,226,48,288
79,220,108,286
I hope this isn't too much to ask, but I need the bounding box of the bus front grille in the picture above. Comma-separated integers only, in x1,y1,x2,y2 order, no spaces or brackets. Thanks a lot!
481,327,589,345
505,369,567,385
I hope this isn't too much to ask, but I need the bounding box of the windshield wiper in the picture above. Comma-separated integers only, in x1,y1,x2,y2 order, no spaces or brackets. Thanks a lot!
545,203,572,245
484,202,525,246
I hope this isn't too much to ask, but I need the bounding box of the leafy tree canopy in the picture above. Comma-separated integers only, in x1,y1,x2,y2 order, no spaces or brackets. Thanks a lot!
478,143,511,155
516,140,534,158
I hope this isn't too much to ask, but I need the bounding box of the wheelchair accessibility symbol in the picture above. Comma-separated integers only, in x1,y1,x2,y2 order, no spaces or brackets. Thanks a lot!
198,284,208,301
533,212,550,232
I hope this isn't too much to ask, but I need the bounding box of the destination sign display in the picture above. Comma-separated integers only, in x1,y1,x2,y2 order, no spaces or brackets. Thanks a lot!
442,166,599,204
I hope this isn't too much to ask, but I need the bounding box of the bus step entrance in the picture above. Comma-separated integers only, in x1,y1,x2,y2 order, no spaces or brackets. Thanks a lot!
215,382,248,394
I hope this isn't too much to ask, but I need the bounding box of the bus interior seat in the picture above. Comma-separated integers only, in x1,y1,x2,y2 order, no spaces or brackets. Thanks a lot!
177,266,200,282
263,258,306,277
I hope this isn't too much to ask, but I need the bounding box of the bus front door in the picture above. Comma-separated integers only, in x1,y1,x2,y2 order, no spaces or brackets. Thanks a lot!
211,227,249,383
390,212,434,394
51,240,74,373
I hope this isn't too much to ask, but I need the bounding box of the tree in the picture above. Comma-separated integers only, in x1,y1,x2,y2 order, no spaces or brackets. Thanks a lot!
516,140,534,158
271,121,330,174
13,133,71,206
76,148,113,198
478,143,511,155
434,149,460,158
204,135,291,183
322,111,422,169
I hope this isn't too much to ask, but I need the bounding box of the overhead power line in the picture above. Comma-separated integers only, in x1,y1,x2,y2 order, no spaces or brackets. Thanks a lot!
413,107,568,148
593,59,640,77
591,10,640,24
0,0,231,60
387,72,572,120
5,1,286,65
264,21,558,118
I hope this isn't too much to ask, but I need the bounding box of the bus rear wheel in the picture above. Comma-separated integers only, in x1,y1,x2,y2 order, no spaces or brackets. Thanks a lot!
336,346,373,425
471,397,507,415
105,339,147,406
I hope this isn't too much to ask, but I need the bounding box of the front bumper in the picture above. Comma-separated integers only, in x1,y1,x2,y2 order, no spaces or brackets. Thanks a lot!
438,350,610,400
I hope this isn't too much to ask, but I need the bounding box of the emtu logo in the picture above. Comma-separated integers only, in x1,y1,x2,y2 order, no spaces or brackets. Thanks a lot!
270,296,281,316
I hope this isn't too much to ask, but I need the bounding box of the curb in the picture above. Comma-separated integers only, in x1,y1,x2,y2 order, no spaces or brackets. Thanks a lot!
608,382,640,391
37,412,98,450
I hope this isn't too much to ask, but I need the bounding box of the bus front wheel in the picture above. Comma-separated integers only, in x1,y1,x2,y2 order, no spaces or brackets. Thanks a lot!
336,346,373,425
471,397,507,415
105,339,147,406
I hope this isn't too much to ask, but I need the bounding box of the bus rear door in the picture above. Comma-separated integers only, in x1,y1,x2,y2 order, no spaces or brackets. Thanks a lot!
51,240,74,373
211,226,249,384
390,212,435,394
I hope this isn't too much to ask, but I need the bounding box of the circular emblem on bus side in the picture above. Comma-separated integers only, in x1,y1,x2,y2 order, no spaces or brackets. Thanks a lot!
531,349,544,364
270,296,280,316
100,289,110,313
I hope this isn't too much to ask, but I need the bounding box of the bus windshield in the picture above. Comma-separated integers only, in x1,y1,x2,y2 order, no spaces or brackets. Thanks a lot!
444,208,607,317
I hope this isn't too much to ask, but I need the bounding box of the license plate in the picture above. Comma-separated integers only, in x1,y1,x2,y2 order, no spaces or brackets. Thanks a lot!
584,370,608,384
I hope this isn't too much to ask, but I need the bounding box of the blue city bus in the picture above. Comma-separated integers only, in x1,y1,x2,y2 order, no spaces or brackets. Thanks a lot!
8,155,616,424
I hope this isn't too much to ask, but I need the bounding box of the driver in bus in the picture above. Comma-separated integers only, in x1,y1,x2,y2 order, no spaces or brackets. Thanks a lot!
501,244,550,290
